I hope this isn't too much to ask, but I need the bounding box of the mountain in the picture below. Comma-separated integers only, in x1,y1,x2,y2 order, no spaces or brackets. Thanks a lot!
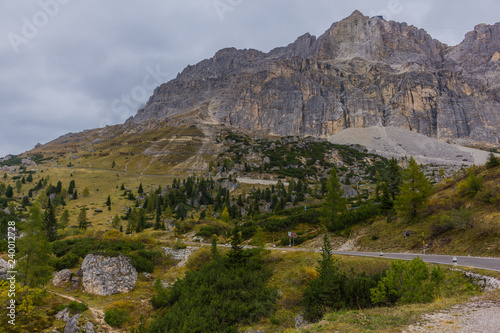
130,11,500,146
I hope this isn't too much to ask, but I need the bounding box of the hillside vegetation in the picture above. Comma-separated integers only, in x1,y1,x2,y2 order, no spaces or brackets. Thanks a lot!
0,128,499,332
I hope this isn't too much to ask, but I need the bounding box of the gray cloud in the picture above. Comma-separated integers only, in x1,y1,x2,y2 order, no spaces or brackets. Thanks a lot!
0,0,498,156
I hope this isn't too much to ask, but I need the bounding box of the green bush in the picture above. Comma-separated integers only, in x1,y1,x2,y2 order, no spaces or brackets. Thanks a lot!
67,301,88,314
129,254,154,273
104,308,130,327
54,253,80,271
457,173,483,198
302,235,383,322
370,257,444,305
144,246,277,332
195,225,221,238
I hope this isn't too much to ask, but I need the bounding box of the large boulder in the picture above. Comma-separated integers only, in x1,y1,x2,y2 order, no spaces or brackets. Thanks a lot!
53,269,72,287
81,254,137,296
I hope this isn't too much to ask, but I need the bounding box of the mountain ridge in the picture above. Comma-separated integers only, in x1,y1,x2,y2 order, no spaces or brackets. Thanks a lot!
129,11,500,146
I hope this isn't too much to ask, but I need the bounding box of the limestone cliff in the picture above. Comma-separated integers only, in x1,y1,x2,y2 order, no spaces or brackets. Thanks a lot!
130,11,500,145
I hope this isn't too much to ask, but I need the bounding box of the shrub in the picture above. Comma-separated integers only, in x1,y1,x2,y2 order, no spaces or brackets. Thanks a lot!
195,225,220,238
104,308,130,327
129,254,154,273
145,247,277,332
54,253,80,271
172,240,187,250
67,301,88,314
185,247,212,271
370,257,444,306
457,173,483,198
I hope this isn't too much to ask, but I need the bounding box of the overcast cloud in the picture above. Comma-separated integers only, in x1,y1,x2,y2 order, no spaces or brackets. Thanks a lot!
0,0,498,157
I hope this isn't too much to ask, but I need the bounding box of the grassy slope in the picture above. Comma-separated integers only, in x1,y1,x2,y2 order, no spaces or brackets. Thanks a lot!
353,166,500,256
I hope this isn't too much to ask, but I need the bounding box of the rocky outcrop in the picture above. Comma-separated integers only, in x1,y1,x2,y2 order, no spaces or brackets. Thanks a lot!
53,269,72,287
130,11,500,146
455,269,500,292
162,246,198,267
81,254,138,296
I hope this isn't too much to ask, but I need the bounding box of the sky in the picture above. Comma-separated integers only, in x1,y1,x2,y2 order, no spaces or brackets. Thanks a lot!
0,0,498,157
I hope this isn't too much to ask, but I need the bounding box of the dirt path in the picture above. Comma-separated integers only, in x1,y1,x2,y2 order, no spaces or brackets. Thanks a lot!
403,293,500,332
49,291,119,333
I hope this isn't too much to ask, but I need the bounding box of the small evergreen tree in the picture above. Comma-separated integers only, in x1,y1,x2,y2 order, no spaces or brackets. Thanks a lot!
5,185,14,198
59,209,70,229
486,152,500,169
138,183,144,195
321,168,347,230
387,157,402,200
43,199,58,242
18,206,53,287
395,157,433,220
82,186,90,197
78,207,89,229
112,214,121,229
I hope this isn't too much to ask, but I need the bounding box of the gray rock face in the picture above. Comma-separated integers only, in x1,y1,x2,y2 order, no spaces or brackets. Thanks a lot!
295,314,308,329
55,308,70,322
63,314,80,333
83,321,95,333
130,11,500,146
81,254,138,296
455,269,500,292
162,246,197,267
53,269,72,287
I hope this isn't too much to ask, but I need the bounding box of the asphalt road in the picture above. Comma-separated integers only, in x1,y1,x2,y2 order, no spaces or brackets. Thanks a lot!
200,243,500,272
331,251,500,272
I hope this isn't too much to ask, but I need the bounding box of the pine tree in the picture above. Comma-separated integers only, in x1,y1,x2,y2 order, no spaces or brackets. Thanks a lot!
321,168,347,229
55,181,62,194
5,185,13,198
221,206,230,222
112,214,121,229
59,209,70,229
154,204,163,230
395,157,433,220
73,189,78,199
26,173,33,182
82,186,90,197
387,158,402,200
43,199,58,242
138,182,144,195
486,152,500,169
78,207,89,229
136,209,147,233
211,238,219,260
18,206,53,287
106,195,111,207
68,180,75,194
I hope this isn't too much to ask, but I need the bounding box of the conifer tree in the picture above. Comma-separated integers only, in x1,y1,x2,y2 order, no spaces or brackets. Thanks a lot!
78,207,89,229
59,209,70,229
387,157,402,200
112,214,121,229
18,206,53,287
43,199,58,242
486,152,500,169
154,204,163,230
82,186,90,197
5,185,13,198
138,182,144,194
321,168,346,229
395,157,433,220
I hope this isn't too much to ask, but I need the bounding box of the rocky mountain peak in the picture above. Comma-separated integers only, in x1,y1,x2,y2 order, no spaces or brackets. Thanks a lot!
131,12,500,146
